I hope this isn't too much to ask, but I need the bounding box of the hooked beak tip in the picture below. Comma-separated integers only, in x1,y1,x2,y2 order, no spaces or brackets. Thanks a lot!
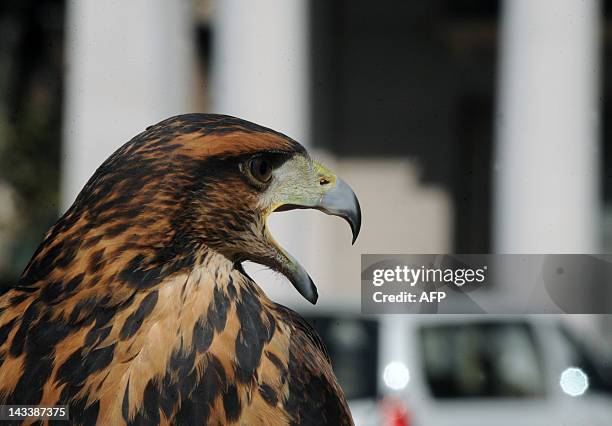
350,195,361,245
321,177,362,245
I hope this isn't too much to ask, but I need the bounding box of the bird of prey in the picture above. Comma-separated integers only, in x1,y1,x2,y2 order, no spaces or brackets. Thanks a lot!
0,114,361,425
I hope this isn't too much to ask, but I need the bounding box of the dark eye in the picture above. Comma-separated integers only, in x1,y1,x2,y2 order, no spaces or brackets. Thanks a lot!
248,157,273,183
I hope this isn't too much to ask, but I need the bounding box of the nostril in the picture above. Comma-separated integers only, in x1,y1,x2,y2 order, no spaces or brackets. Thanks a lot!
319,177,330,186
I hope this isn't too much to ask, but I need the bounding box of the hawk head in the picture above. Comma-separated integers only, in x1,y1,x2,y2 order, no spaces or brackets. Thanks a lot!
39,114,360,305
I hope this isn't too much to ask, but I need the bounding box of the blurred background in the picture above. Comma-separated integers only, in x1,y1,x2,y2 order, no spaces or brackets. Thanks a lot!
1,0,612,424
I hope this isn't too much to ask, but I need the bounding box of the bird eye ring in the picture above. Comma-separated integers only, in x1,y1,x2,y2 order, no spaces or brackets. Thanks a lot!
246,156,273,184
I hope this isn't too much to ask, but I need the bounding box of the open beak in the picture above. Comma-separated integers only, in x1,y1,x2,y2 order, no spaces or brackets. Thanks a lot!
266,159,362,304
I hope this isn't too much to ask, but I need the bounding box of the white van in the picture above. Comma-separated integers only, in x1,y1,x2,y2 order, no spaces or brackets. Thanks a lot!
302,314,612,426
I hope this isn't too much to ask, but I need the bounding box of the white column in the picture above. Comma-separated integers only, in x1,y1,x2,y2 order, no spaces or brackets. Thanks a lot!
62,0,194,209
212,0,312,306
212,0,309,143
494,0,602,253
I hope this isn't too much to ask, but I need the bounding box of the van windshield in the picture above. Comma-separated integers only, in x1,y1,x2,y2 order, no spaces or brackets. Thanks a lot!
302,315,379,400
420,321,546,398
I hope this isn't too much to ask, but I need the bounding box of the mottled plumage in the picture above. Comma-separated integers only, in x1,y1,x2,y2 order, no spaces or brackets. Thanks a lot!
0,114,358,425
